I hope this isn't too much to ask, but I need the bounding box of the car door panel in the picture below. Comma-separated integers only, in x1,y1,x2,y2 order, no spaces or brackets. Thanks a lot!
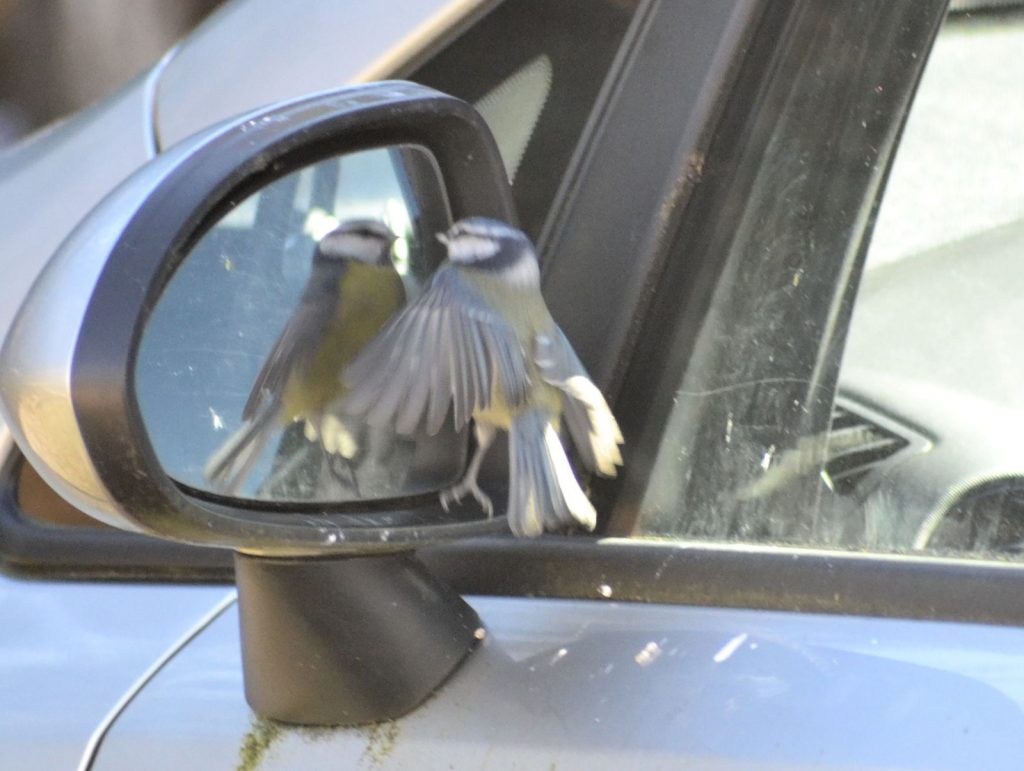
90,596,1024,770
0,576,232,771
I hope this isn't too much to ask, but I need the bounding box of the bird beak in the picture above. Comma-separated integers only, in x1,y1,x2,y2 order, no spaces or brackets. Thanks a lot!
435,232,449,247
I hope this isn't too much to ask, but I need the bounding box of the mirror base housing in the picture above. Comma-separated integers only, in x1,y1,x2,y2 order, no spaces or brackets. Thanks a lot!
234,551,482,726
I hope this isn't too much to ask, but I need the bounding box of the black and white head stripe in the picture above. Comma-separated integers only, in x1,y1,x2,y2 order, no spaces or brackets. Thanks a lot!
440,217,526,264
319,219,397,264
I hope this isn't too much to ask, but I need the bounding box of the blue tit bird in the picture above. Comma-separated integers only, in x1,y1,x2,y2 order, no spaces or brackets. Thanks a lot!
205,219,405,494
342,217,623,536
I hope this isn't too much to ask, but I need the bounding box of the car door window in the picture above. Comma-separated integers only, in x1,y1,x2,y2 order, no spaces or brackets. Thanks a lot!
843,6,1024,555
411,0,640,243
630,5,1024,560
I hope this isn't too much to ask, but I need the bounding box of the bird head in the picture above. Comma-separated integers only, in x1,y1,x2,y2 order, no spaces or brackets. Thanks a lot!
437,217,538,284
317,220,398,268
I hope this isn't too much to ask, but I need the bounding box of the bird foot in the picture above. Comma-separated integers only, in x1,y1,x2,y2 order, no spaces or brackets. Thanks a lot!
314,414,359,459
325,453,361,497
440,481,493,517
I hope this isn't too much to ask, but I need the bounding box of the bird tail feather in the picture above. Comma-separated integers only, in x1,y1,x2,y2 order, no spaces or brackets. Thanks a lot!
203,404,280,495
508,409,596,537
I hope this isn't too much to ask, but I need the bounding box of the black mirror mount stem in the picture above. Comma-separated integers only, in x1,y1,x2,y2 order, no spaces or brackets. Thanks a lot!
234,550,482,726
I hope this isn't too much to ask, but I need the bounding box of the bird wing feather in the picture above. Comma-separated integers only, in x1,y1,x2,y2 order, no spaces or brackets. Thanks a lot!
241,268,341,420
534,327,623,476
343,265,530,435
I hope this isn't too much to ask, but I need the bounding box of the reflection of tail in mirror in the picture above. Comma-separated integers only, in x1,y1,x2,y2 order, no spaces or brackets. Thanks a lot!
204,219,407,498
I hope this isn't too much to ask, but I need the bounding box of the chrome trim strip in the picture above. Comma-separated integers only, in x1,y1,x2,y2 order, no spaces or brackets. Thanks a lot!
142,44,183,156
76,591,238,771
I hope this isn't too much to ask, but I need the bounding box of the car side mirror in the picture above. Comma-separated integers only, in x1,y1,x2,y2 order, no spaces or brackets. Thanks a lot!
0,82,516,725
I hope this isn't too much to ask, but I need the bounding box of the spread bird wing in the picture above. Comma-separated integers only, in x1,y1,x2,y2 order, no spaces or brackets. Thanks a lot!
343,265,531,435
534,327,623,476
241,267,340,421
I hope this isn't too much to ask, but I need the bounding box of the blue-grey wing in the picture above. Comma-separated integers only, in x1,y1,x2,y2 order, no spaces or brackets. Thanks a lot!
534,327,623,476
343,265,530,435
241,267,340,420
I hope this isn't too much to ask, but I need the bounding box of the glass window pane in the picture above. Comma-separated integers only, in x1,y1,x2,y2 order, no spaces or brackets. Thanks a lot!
631,5,1024,561
844,8,1024,555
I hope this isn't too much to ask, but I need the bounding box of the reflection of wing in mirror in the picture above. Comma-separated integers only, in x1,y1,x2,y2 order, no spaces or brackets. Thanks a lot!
136,145,464,503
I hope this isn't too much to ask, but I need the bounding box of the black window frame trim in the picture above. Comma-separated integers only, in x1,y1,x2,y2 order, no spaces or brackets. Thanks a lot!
0,441,232,581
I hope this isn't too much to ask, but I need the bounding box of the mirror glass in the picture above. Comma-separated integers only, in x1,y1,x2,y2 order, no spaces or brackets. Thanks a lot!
136,145,465,503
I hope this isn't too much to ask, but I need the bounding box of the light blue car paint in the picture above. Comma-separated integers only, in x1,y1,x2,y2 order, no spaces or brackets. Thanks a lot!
0,576,233,771
90,596,1024,770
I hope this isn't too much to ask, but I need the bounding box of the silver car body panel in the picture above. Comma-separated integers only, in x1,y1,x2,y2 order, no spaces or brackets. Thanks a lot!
90,595,1024,769
154,0,494,148
0,76,155,351
0,576,233,771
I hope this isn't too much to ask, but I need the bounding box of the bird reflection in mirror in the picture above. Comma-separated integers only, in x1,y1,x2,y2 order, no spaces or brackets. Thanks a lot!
343,217,623,536
204,220,406,497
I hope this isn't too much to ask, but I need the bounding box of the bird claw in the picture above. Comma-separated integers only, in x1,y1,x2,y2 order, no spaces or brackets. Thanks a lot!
479,492,494,519
439,487,459,512
440,482,493,518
